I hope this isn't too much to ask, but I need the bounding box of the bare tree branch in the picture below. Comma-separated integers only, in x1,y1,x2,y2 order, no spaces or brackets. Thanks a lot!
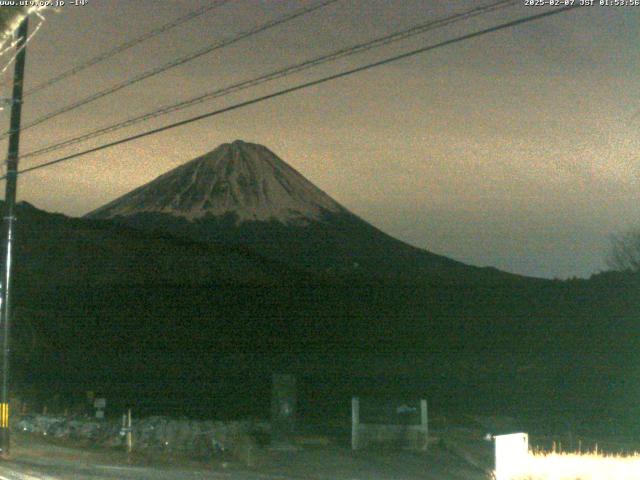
607,229,640,272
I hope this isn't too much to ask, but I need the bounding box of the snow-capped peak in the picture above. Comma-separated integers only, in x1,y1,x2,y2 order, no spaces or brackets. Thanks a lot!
87,140,345,224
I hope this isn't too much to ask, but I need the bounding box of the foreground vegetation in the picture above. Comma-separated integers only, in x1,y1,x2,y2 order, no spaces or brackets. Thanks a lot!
499,451,640,480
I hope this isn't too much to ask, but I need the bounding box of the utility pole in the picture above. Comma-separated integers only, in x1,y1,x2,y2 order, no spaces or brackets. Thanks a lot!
0,15,29,457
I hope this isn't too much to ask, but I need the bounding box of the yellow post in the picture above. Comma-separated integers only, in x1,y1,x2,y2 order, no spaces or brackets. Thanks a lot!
126,409,132,453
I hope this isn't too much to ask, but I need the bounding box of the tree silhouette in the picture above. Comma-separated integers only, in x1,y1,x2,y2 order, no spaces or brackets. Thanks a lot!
607,229,640,272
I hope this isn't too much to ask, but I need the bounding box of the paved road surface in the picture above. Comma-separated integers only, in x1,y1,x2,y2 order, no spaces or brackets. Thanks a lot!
0,433,492,479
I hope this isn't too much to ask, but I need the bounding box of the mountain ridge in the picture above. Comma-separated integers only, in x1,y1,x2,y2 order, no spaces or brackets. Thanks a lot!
86,140,536,284
10,200,311,288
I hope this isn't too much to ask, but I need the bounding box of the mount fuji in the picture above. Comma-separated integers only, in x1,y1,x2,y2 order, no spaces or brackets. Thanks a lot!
89,140,345,225
87,140,515,283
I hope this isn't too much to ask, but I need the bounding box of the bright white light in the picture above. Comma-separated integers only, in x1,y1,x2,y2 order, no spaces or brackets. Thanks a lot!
0,7,48,78
514,451,640,480
494,433,529,480
493,435,640,480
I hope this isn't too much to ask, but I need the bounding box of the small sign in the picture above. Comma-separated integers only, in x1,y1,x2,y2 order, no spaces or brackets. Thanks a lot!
94,398,106,409
396,404,417,414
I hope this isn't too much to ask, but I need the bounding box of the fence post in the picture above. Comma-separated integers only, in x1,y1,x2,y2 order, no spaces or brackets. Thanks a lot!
351,397,360,451
126,409,132,453
420,399,428,450
271,374,297,448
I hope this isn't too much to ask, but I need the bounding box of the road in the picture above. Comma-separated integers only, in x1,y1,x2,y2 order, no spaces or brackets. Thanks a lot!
0,432,492,480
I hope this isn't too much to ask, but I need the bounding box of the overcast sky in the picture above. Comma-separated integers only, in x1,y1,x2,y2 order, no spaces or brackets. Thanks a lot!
0,0,638,279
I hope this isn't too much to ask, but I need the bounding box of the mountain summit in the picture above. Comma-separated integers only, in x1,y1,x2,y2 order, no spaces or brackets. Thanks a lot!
88,141,519,283
88,140,344,224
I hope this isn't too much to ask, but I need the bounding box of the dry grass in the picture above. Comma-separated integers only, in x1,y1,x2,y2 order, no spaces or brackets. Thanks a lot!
497,450,640,480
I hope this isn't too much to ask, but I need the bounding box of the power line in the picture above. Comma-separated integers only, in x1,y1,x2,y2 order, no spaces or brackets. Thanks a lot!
0,0,340,141
23,1,232,98
7,5,579,180
21,0,520,161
